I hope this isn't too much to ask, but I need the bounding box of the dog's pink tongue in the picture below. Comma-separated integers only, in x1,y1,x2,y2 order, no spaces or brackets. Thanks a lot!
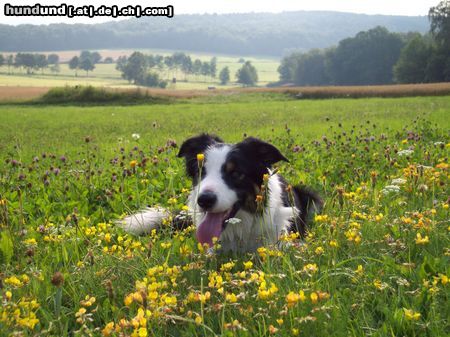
196,211,228,247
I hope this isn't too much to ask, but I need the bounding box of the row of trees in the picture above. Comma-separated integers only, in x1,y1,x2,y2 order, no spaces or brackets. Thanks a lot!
278,1,450,86
0,50,111,76
116,52,220,83
0,52,59,74
115,51,259,87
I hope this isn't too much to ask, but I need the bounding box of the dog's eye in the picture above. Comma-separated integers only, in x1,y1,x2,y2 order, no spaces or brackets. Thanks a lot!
232,171,244,180
225,161,235,173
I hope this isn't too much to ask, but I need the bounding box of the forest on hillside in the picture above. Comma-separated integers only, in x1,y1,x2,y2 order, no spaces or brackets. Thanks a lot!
0,11,428,56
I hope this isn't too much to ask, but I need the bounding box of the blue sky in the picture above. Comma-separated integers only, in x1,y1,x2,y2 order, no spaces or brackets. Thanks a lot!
1,0,439,25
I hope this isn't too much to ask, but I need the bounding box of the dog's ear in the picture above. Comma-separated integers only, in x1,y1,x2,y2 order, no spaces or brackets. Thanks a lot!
178,133,223,159
236,137,288,167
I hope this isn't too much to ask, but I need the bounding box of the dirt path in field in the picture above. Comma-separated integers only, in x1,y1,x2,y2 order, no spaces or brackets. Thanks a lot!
0,86,50,101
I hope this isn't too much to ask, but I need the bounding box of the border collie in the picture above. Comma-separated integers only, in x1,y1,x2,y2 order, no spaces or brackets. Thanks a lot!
120,134,323,252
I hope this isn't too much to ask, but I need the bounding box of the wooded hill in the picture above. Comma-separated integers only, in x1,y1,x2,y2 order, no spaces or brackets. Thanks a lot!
0,11,428,56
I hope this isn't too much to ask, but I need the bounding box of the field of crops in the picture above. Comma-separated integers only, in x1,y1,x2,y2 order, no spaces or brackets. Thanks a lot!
0,94,449,336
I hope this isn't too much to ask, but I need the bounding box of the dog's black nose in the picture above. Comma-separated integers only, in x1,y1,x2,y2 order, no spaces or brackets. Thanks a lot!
197,191,217,210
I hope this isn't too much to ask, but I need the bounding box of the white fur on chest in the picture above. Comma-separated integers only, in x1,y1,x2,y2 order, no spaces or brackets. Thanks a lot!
188,174,298,252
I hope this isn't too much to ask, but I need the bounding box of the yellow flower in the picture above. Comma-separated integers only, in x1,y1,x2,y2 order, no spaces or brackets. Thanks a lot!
75,307,86,317
403,308,421,321
243,261,253,270
196,153,204,163
303,263,318,274
160,242,172,249
5,290,12,300
355,265,364,275
195,316,203,325
5,276,22,287
373,279,388,290
314,214,328,222
81,296,96,307
375,213,384,222
315,246,324,255
124,294,133,306
138,327,148,337
198,291,211,303
286,291,305,307
23,238,37,246
104,233,111,243
415,233,429,245
298,290,306,302
130,160,138,168
220,261,235,272
102,322,115,336
167,197,177,205
329,240,339,248
310,292,318,304
163,295,177,306
17,314,39,329
225,293,238,303
258,282,278,300
439,274,448,285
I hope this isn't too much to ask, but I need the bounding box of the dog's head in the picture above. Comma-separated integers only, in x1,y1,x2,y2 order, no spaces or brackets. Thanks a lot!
178,133,288,246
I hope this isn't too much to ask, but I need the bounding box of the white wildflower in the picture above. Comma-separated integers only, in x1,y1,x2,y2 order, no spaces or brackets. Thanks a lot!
382,185,401,195
391,178,407,185
397,149,413,157
132,133,141,140
225,218,242,225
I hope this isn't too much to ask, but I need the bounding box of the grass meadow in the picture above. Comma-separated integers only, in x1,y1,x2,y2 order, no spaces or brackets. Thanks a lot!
0,94,449,336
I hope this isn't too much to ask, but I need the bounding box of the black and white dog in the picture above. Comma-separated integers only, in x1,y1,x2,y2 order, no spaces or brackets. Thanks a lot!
120,134,322,252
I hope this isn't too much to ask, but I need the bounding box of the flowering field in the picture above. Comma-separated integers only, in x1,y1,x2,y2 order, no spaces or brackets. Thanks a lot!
0,95,449,336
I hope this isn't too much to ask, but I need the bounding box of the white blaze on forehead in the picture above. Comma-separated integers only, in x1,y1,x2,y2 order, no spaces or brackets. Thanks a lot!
203,145,230,183
199,145,238,212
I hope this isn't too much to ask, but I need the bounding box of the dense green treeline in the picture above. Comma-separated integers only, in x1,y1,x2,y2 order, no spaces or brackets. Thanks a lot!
278,1,450,86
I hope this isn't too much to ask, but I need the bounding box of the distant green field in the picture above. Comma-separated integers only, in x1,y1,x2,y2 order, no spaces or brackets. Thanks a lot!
0,50,280,90
1,95,449,336
2,95,449,156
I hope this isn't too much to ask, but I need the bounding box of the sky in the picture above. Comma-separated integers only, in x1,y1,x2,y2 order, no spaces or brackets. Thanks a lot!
1,0,439,25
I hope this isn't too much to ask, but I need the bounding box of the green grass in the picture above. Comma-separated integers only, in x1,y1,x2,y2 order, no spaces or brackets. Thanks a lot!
0,95,449,336
35,86,173,106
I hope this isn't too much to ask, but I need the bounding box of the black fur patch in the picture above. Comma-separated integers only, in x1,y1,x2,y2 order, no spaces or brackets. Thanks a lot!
178,133,223,184
220,137,288,213
279,175,323,237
